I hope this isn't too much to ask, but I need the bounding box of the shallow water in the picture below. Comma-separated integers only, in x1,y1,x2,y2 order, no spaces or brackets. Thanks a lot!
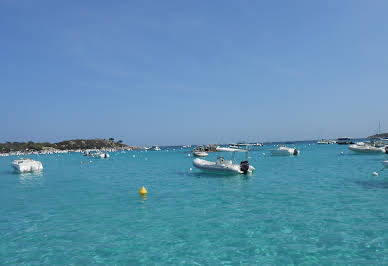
1,143,388,264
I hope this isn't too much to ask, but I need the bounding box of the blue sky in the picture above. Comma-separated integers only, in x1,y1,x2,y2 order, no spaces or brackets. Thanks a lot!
1,0,388,146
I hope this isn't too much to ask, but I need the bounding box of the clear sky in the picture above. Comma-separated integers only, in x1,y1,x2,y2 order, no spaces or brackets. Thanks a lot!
1,0,388,146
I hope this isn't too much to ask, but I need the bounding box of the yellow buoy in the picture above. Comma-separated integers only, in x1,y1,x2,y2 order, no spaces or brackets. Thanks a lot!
139,186,148,195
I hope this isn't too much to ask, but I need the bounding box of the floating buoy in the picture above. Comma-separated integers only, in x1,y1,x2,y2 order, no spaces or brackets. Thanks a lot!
188,154,191,157
139,186,147,195
373,172,379,177
190,168,192,171
340,152,344,155
132,155,135,158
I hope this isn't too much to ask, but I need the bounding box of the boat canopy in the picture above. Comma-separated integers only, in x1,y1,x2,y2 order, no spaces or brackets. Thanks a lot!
216,147,248,153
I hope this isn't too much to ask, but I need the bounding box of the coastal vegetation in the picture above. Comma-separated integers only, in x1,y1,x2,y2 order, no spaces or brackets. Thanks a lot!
367,133,388,139
0,139,139,153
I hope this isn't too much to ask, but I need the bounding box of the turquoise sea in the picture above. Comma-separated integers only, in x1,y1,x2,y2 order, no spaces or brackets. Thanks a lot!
1,143,388,265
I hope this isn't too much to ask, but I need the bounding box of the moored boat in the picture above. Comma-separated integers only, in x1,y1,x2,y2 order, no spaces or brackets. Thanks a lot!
270,146,299,156
193,147,254,174
336,137,354,145
192,151,208,157
97,152,110,158
11,159,43,173
348,143,386,154
317,139,336,144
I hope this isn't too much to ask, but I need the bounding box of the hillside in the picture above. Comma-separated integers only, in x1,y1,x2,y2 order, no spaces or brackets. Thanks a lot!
0,138,140,153
367,133,388,139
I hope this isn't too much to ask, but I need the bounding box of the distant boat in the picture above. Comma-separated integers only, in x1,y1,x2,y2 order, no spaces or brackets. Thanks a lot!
229,144,239,149
270,146,299,156
237,143,251,147
349,143,385,154
96,152,110,158
317,139,336,144
252,142,264,146
151,146,161,151
192,151,208,157
349,141,388,154
12,159,43,173
192,145,218,153
336,137,354,145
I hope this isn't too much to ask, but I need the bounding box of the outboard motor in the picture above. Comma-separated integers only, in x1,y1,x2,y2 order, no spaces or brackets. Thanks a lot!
386,147,388,154
293,149,298,155
240,161,250,174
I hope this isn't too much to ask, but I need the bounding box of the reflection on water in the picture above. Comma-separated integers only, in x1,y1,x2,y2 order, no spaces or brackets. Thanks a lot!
19,171,44,186
140,194,148,203
355,179,388,189
187,171,253,179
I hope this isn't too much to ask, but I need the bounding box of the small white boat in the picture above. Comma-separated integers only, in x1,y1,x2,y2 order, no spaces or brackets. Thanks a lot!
193,147,255,174
151,146,161,151
12,159,43,173
90,152,110,158
192,151,208,157
317,139,336,144
252,142,264,146
383,160,388,168
270,146,299,156
98,153,110,158
348,143,386,154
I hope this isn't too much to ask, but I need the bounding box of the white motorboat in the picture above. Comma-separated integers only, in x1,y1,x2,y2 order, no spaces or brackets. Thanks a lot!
252,142,264,146
317,139,336,144
270,146,299,156
98,152,110,158
192,151,208,157
348,143,386,154
383,160,388,168
192,147,255,174
229,144,239,149
88,152,110,158
12,159,43,173
151,146,161,151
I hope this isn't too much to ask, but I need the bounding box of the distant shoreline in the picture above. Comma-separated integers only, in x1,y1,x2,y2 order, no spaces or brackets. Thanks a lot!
367,133,388,139
1,134,384,154
0,138,141,154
